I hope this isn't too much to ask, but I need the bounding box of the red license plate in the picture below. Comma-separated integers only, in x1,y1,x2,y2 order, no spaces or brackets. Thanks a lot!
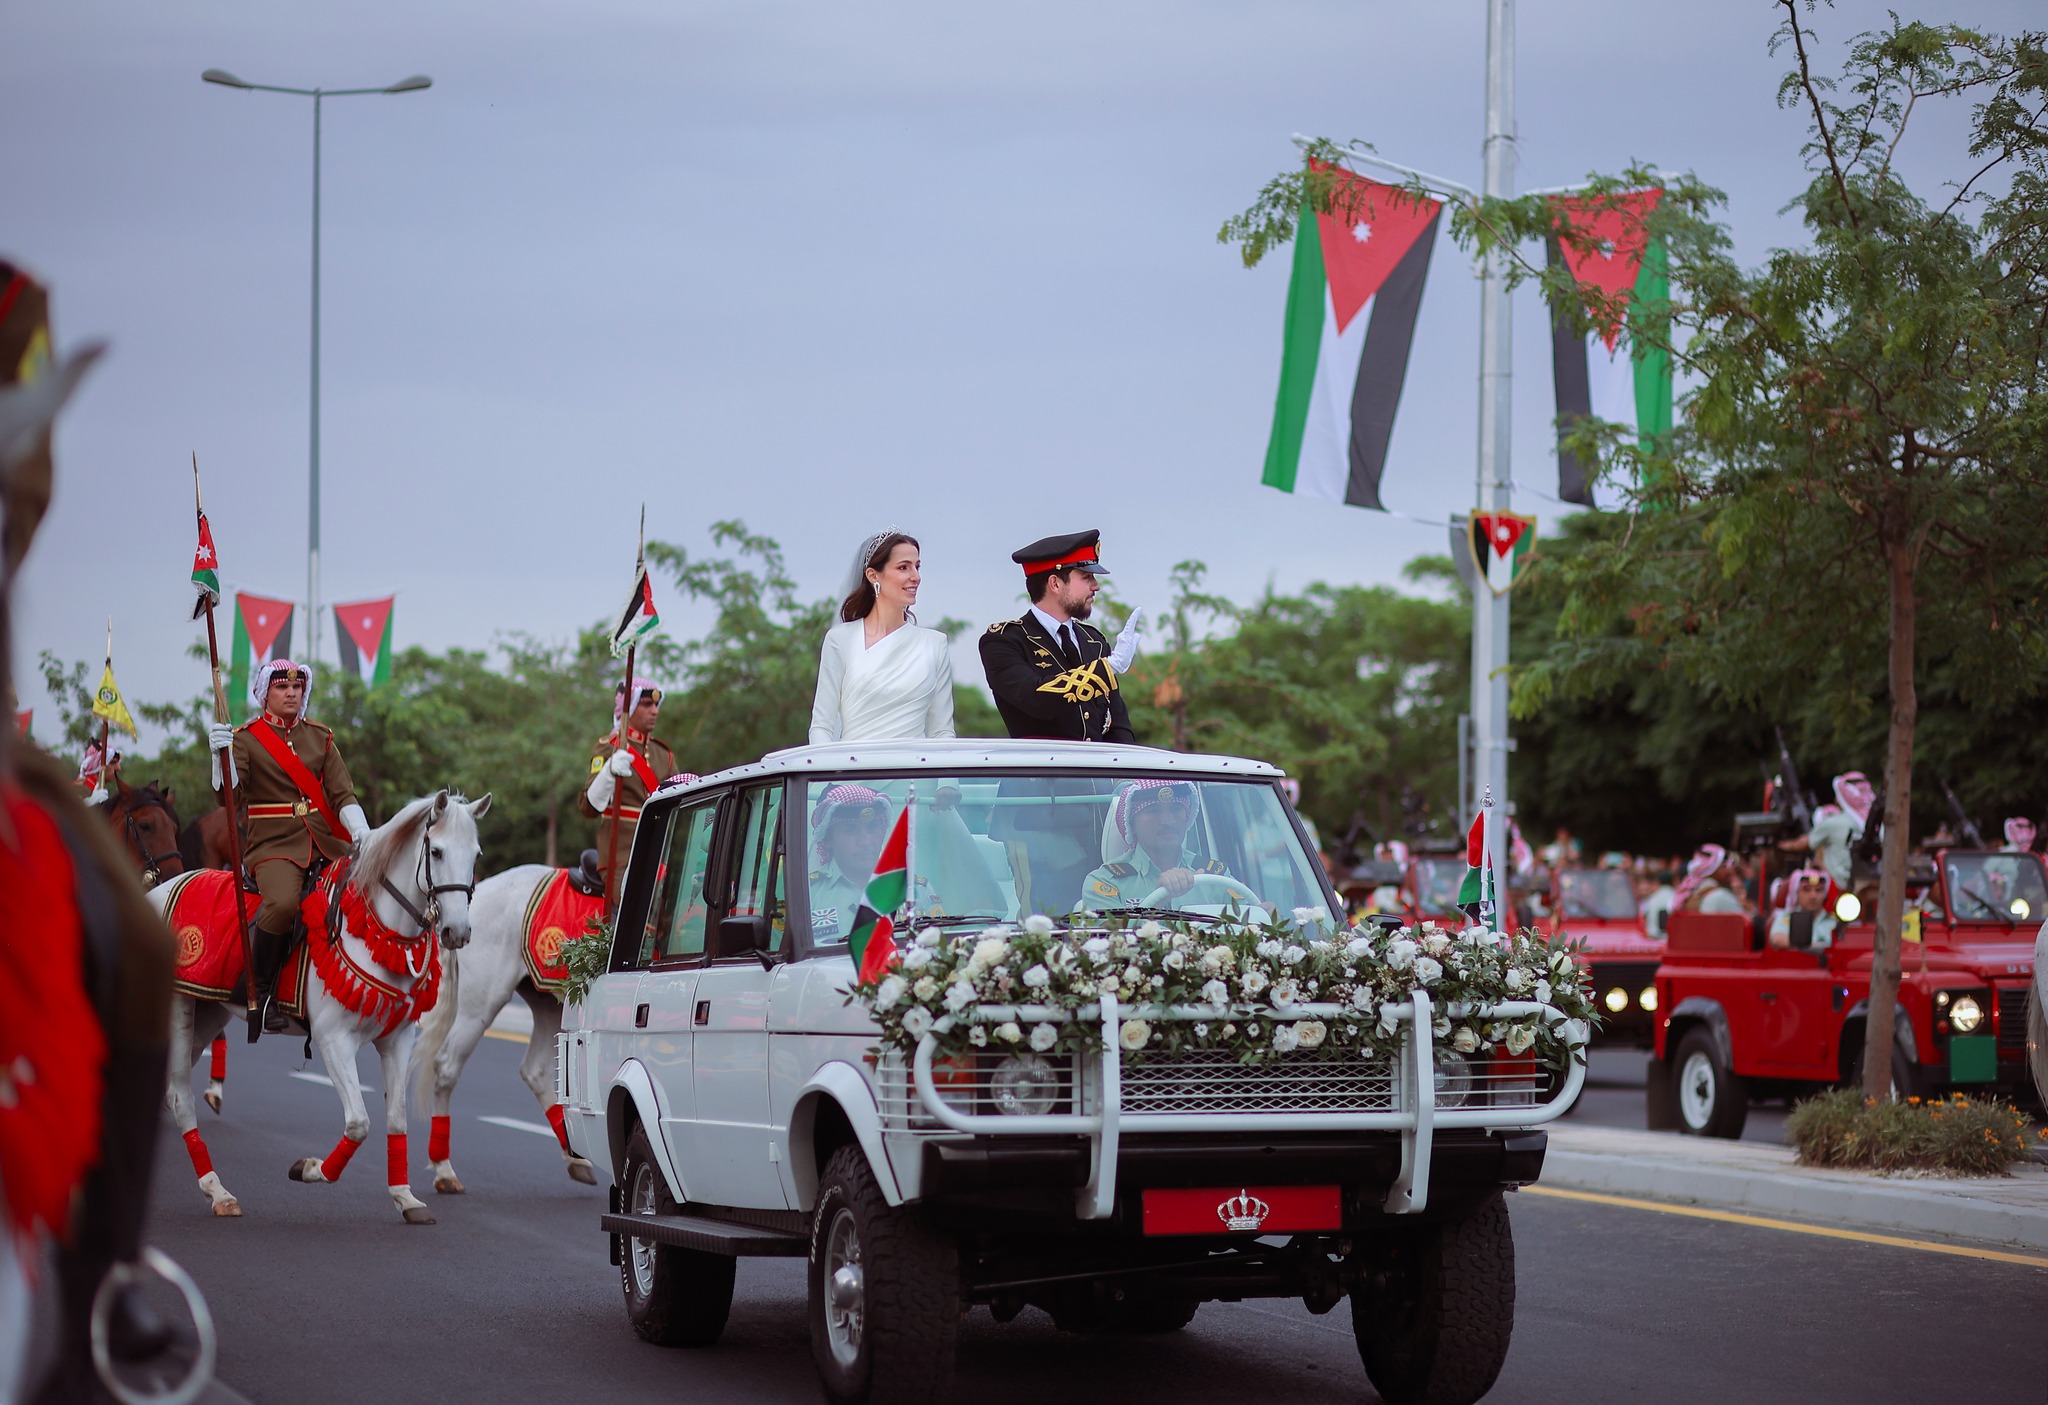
1141,1184,1342,1236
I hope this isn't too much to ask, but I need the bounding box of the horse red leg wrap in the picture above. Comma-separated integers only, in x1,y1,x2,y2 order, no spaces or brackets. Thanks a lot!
545,1102,570,1152
320,1133,364,1182
387,1133,408,1187
183,1128,214,1178
428,1115,451,1163
209,1037,228,1081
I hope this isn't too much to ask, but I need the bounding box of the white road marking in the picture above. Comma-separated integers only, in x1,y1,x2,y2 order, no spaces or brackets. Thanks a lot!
290,1071,334,1087
478,1115,555,1138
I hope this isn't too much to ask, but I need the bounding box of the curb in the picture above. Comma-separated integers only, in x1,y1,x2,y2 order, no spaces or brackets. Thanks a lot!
1541,1148,2048,1253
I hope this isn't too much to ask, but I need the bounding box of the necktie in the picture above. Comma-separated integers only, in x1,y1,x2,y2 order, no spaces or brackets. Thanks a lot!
1057,624,1080,669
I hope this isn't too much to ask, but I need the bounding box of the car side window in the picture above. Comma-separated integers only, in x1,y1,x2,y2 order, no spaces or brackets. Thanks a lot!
723,783,787,959
639,798,720,966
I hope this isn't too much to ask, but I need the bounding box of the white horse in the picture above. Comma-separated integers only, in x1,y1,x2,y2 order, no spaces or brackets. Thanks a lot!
413,863,599,1193
2030,921,2047,1111
159,790,490,1223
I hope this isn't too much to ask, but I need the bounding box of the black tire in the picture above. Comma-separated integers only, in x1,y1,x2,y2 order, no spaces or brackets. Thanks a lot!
1672,1027,1748,1139
618,1125,735,1347
808,1144,960,1405
1351,1192,1516,1405
1890,1042,1928,1103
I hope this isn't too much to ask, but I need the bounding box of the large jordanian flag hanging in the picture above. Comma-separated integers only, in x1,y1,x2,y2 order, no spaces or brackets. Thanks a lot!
227,592,293,721
1262,166,1443,511
1547,188,1672,506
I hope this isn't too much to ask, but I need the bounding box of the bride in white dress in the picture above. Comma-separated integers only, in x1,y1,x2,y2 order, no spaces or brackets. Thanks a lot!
809,531,956,744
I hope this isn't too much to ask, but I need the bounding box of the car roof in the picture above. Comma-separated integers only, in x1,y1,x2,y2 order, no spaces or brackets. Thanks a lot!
648,737,1285,804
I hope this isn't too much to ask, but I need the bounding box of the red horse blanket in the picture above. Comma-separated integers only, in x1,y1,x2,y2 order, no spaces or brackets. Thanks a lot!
522,868,604,996
167,870,249,1002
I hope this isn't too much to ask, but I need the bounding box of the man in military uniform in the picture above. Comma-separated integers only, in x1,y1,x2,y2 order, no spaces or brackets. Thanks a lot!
980,529,1142,743
206,659,369,1035
580,677,679,908
1080,780,1246,912
806,784,892,943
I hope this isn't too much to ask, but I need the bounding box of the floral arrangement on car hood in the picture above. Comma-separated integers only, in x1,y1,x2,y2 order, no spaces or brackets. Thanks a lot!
849,910,1596,1071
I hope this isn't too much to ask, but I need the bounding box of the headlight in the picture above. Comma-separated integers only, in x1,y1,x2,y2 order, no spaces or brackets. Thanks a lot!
1834,892,1862,922
1604,986,1629,1013
1639,986,1658,1013
1949,995,1984,1034
2011,898,2031,919
990,1054,1059,1116
1433,1051,1475,1108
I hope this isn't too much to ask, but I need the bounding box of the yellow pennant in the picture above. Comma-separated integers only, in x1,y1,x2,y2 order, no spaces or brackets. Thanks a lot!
92,659,138,738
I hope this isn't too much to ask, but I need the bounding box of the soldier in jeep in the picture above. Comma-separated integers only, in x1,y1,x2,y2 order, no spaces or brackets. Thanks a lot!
1080,779,1248,912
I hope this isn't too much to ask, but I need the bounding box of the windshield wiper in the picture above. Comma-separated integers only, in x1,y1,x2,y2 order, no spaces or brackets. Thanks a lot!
1099,905,1235,924
909,914,1008,928
1957,886,2016,930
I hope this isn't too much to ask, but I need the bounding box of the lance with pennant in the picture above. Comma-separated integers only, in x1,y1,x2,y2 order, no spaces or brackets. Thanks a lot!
192,454,261,1033
603,506,651,915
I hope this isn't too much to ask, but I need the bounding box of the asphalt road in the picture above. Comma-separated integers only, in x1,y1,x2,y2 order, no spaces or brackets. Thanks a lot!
147,1028,2048,1405
1563,1047,1794,1143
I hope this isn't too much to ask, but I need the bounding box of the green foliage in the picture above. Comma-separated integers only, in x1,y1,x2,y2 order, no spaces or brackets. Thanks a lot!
1216,138,1448,269
1787,1088,2035,1177
558,917,613,1006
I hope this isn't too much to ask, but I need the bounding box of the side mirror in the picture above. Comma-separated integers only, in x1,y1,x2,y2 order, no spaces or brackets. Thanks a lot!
716,913,775,964
1788,909,1816,951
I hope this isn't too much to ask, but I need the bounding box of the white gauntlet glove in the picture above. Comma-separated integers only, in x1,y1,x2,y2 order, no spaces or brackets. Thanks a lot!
340,802,371,848
84,786,111,807
608,749,637,777
586,767,618,813
1108,606,1146,674
208,722,237,790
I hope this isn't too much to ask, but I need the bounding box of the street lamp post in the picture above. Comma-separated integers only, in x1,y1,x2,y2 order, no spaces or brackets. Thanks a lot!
202,68,430,677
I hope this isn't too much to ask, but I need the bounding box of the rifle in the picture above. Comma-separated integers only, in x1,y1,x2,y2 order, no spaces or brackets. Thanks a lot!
1939,778,1986,849
1853,782,1886,867
1773,726,1816,832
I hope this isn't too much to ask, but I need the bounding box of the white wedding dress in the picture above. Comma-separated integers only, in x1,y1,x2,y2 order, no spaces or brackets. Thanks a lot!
808,620,956,744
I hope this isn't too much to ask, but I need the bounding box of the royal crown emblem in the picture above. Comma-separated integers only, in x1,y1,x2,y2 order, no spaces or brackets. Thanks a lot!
1216,1189,1270,1232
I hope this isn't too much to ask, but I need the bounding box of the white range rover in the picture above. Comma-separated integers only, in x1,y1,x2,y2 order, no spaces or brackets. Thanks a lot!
556,739,1580,1405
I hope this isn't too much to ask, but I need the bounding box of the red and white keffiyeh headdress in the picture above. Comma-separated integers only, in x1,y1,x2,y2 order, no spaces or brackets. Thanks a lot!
251,658,314,710
1673,843,1728,909
1832,771,1875,827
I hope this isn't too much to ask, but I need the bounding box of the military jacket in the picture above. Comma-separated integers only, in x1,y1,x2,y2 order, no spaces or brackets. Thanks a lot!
232,715,359,867
577,727,680,825
979,613,1135,743
807,862,868,944
1079,846,1232,911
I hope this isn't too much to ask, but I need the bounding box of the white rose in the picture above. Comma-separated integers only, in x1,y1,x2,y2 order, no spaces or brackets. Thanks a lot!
1122,964,1144,987
994,1021,1023,1045
1281,944,1307,966
1201,945,1234,973
1412,956,1443,985
901,1006,934,1040
1291,906,1322,928
915,929,942,949
1221,1023,1237,1039
1562,1018,1590,1048
1256,939,1283,959
968,1025,988,1047
1119,1019,1151,1051
1350,986,1377,1012
1534,979,1553,1006
1434,1014,1451,1037
1134,920,1165,941
1272,1023,1301,1053
943,982,976,1013
1201,978,1230,1005
1387,939,1418,972
1240,969,1269,997
874,976,907,1010
1022,914,1055,937
912,975,938,1001
1345,936,1375,959
1295,1020,1327,1050
1424,933,1452,958
1504,967,1528,993
1030,1022,1059,1052
1377,1009,1399,1038
1162,949,1186,970
1451,1025,1480,1054
1022,963,1051,989
971,937,1011,971
1270,978,1301,1008
902,947,934,971
1505,1023,1536,1056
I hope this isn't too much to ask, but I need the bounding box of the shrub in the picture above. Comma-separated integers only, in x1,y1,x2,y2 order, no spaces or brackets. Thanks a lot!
1786,1089,2035,1177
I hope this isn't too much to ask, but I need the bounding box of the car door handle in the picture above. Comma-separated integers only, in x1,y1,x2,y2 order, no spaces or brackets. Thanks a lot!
694,1000,711,1026
634,1003,649,1028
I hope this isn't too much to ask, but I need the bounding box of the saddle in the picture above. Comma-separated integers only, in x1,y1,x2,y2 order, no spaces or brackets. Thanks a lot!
568,848,606,898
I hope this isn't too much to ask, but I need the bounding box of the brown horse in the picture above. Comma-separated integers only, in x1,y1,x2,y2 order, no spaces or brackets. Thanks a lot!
178,802,236,874
104,775,185,889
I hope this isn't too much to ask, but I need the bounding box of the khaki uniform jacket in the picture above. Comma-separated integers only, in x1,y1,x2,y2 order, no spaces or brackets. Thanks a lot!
579,728,679,872
231,715,359,867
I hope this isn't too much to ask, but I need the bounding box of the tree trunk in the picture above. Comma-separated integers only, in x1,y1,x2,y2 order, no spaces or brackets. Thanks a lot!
545,795,559,870
1860,534,1919,1098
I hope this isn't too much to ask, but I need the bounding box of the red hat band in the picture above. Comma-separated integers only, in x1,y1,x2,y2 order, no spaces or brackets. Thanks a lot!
1021,543,1100,576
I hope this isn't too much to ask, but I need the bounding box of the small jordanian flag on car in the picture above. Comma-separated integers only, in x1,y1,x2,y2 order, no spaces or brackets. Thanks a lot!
1457,810,1488,909
847,806,910,982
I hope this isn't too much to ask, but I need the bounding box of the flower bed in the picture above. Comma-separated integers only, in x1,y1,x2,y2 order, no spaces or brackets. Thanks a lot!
851,911,1596,1072
1786,1089,2038,1177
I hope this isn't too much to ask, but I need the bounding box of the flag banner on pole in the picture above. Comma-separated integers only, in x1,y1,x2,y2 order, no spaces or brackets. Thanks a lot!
609,567,660,658
190,512,221,612
847,805,911,983
92,658,137,739
1457,809,1486,908
1262,166,1443,512
1464,511,1536,596
333,597,395,687
1547,189,1672,506
13,709,30,738
228,593,294,722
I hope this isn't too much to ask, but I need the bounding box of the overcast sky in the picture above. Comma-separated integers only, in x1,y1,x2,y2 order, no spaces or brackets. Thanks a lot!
6,0,2032,752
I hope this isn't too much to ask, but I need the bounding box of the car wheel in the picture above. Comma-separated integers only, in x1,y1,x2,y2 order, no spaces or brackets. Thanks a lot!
618,1125,735,1347
808,1144,959,1405
1673,1028,1748,1139
1890,1043,1928,1102
1350,1191,1515,1405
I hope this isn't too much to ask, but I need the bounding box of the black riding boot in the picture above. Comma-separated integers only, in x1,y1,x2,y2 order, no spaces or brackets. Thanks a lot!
249,927,291,1038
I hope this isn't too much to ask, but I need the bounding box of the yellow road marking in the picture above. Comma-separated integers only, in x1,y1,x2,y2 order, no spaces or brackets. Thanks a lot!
482,1028,527,1044
1524,1185,2048,1269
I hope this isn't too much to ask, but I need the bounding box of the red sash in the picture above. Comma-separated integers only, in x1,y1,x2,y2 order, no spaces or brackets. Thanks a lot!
246,721,347,838
617,735,659,795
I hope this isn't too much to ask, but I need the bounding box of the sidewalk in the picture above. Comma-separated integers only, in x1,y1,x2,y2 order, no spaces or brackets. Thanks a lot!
1540,1122,2048,1252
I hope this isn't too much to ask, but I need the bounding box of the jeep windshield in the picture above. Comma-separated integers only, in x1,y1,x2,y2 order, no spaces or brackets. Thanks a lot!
1943,850,2048,924
1558,867,1638,921
800,773,1336,943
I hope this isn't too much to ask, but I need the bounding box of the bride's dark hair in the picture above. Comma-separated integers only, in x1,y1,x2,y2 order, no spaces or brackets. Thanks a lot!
839,532,920,622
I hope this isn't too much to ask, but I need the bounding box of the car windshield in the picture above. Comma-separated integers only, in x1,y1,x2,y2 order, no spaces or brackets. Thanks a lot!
799,773,1335,944
1942,851,2048,923
1558,868,1638,920
1412,857,1466,912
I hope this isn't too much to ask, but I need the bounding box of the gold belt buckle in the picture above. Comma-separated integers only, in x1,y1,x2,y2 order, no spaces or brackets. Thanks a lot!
293,798,310,818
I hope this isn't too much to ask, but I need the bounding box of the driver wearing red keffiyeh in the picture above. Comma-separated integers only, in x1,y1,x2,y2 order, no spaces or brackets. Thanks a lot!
808,785,893,942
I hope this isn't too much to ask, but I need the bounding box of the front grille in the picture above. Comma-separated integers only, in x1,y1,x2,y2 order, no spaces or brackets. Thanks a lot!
873,1053,1080,1131
1120,1050,1398,1115
1997,987,2030,1052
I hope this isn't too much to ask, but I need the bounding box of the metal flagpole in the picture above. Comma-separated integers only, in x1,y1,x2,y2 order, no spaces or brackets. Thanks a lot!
195,456,261,1029
602,507,646,916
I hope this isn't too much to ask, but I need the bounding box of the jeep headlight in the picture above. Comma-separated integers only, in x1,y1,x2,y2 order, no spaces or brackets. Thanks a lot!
1603,986,1629,1013
1949,995,1984,1035
1834,892,1862,923
2011,898,2031,920
1434,1051,1475,1109
990,1054,1059,1117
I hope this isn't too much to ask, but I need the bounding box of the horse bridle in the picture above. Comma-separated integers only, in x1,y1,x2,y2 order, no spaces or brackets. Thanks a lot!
121,795,184,888
376,812,475,942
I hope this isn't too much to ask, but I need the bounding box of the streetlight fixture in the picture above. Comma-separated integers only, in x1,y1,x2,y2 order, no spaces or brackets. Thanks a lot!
202,67,431,677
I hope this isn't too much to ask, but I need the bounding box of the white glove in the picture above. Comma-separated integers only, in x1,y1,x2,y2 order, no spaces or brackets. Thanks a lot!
607,749,637,778
208,722,237,791
1108,607,1146,674
586,768,618,813
84,786,111,807
340,802,371,846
